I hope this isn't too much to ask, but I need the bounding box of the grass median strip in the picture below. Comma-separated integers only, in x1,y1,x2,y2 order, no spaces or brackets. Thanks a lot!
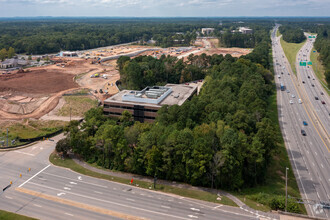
310,47,329,95
280,37,306,75
49,152,237,207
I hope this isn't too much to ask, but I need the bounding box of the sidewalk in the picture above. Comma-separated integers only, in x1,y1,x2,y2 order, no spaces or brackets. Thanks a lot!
71,155,280,220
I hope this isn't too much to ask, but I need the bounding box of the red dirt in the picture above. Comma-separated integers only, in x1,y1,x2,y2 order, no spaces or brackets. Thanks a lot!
0,69,78,94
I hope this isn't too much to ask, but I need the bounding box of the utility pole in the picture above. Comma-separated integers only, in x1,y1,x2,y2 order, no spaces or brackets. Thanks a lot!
285,167,289,212
69,107,72,122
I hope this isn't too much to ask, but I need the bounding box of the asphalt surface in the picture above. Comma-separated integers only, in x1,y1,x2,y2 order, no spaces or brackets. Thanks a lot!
272,25,330,218
0,135,270,220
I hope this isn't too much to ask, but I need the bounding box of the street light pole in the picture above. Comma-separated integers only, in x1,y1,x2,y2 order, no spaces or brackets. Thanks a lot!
285,167,289,212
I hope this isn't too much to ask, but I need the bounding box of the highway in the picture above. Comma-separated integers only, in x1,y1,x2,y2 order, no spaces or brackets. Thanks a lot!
272,25,330,218
0,135,266,220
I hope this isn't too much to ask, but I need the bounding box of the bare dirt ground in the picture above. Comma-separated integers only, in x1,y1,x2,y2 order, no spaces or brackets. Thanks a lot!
0,40,250,122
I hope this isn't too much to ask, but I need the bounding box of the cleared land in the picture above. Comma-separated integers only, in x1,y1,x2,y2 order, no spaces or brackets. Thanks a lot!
280,37,306,75
57,96,98,117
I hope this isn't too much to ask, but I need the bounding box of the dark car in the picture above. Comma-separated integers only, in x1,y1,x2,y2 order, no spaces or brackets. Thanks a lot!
308,76,310,79
301,129,307,136
315,96,319,100
312,84,315,87
302,81,305,84
321,92,324,95
321,101,326,105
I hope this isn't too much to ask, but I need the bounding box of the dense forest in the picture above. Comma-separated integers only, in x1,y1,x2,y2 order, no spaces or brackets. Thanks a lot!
279,25,305,43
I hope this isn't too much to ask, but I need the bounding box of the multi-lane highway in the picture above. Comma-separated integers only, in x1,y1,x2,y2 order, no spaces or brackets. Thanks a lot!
0,135,272,220
272,25,330,218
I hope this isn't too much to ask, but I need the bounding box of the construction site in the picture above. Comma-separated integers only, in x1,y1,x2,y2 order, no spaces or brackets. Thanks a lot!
0,39,251,122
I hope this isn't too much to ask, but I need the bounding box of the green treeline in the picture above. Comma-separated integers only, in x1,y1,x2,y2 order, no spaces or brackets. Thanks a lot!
279,25,305,43
59,49,280,191
0,47,15,61
314,25,330,87
117,54,210,90
0,18,216,55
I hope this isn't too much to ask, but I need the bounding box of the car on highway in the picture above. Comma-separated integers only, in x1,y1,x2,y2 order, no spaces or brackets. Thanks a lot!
321,101,326,104
301,129,307,136
291,94,295,98
321,92,324,95
308,76,310,79
278,75,281,78
289,100,294,104
302,81,305,84
286,90,290,93
315,96,319,100
298,99,302,104
303,121,308,126
311,84,315,87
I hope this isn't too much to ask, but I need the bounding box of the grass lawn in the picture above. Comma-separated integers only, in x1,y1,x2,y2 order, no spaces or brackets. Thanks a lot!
0,120,67,145
276,29,280,37
233,92,306,214
310,47,330,95
49,152,237,207
57,96,98,117
0,210,37,220
280,37,306,75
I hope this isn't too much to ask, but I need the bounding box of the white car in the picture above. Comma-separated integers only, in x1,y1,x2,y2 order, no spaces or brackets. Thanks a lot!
298,99,302,104
291,94,295,98
289,100,294,104
278,75,281,78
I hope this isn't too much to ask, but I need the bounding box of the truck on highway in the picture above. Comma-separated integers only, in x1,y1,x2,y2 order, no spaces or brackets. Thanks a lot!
280,83,285,91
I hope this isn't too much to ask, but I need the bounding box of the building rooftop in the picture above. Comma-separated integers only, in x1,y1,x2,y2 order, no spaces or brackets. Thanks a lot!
105,83,198,107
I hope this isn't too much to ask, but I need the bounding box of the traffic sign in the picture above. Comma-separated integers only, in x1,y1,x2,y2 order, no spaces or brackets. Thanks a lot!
300,61,306,66
308,61,312,65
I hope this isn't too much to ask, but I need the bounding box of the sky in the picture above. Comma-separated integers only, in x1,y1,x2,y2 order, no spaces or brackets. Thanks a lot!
0,0,330,17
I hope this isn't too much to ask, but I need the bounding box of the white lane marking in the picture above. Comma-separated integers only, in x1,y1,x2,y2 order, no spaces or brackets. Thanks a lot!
5,196,12,199
57,192,66,196
70,182,77,185
188,215,198,219
94,191,103,194
14,151,35,156
113,187,117,190
190,208,200,212
78,176,82,180
27,182,194,220
161,205,171,209
19,164,50,188
33,204,42,208
38,178,47,181
212,205,223,210
64,187,71,190
321,164,324,168
148,195,153,198
126,198,135,202
43,172,107,188
312,162,315,166
315,152,317,156
65,213,74,216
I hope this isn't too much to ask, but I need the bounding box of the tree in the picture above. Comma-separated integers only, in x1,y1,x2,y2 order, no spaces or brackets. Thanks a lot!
7,47,15,58
55,138,71,157
0,48,7,61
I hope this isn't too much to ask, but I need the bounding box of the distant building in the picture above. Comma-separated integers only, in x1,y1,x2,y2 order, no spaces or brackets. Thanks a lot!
103,84,197,123
238,27,253,34
201,28,215,35
60,51,78,57
0,58,29,69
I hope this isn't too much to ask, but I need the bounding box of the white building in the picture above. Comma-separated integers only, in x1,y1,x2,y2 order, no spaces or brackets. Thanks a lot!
201,28,215,35
238,27,253,34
